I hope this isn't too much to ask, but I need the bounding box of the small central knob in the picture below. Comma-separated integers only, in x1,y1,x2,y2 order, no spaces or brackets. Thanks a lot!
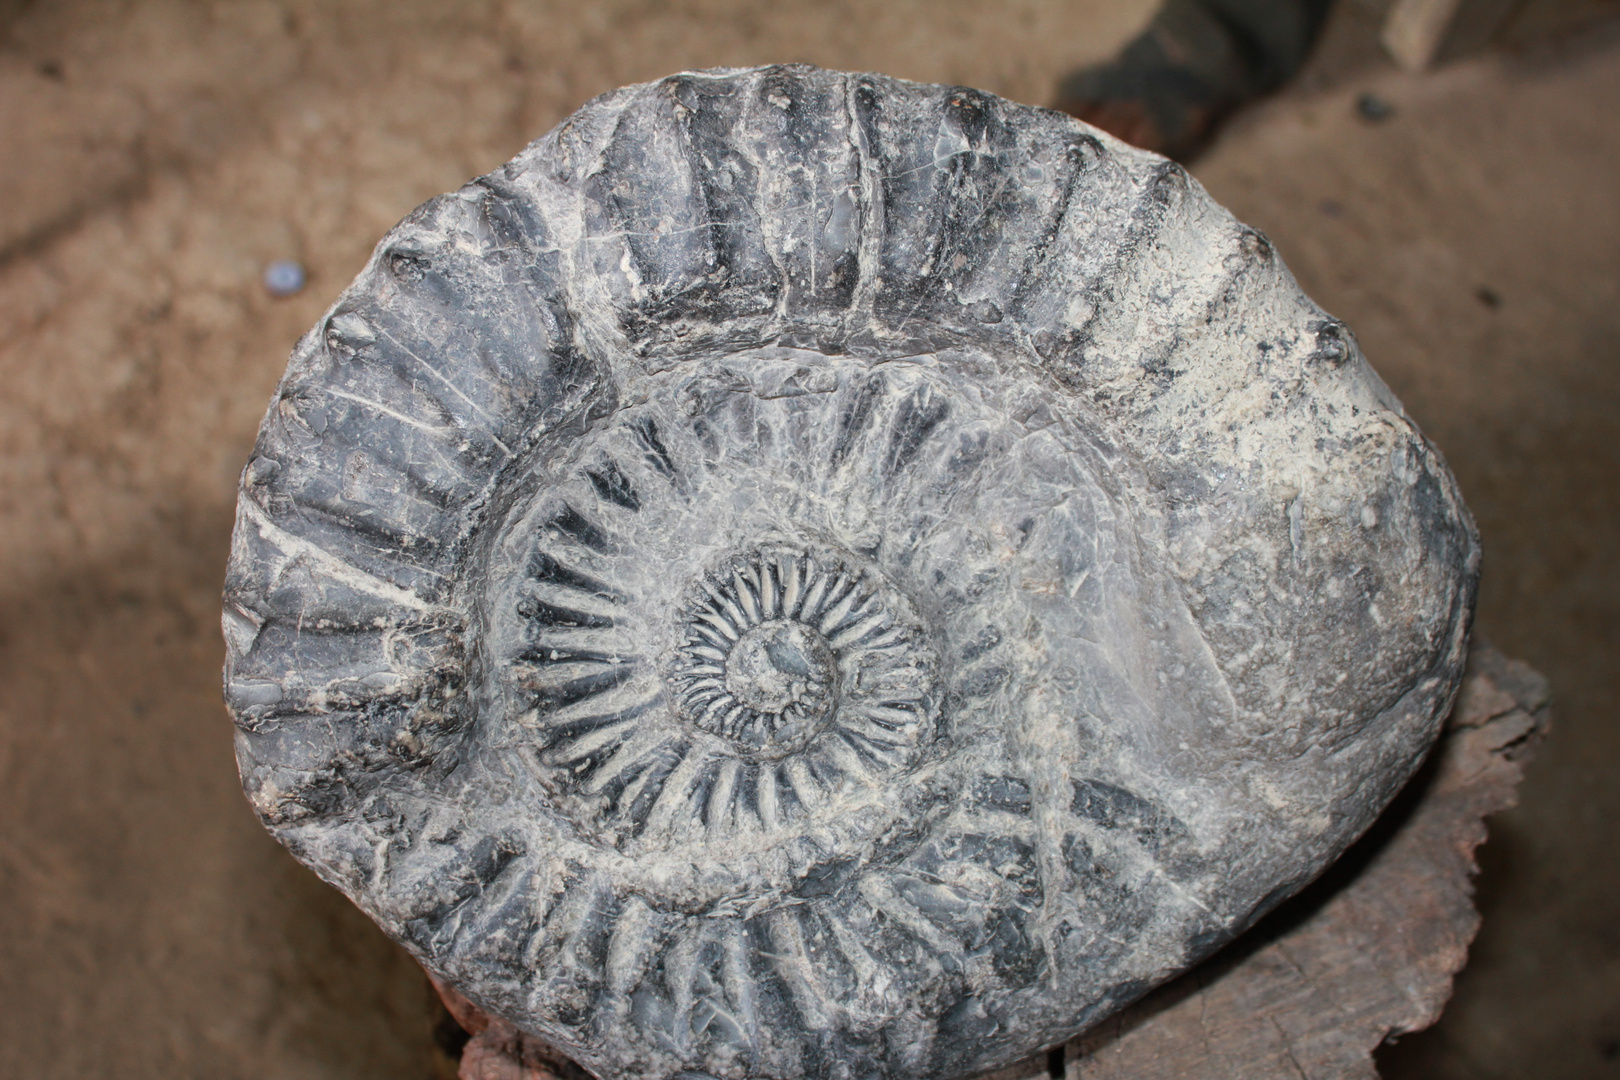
725,619,836,717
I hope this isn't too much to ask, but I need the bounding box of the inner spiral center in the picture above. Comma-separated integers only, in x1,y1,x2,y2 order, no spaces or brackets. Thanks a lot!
661,546,934,760
724,620,836,717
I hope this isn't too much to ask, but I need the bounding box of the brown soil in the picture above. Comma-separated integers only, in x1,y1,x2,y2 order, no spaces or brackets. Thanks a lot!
0,2,1615,1078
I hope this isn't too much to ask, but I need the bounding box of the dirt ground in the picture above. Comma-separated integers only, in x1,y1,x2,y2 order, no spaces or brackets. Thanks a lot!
0,1,1615,1078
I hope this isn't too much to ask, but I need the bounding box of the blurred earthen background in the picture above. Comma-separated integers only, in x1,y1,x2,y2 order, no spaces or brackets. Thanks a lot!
0,1,1616,1077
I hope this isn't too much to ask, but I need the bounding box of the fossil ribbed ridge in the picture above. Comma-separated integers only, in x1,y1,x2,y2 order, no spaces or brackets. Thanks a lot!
223,66,1478,1080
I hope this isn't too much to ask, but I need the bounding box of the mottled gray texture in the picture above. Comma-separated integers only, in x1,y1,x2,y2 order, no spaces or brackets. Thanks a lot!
222,66,1477,1080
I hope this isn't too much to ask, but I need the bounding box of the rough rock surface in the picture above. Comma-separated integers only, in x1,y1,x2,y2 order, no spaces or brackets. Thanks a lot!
222,65,1478,1080
428,644,1548,1080
1064,643,1545,1080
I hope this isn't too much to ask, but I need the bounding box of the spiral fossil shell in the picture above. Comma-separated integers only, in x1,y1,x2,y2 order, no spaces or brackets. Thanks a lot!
223,66,1478,1080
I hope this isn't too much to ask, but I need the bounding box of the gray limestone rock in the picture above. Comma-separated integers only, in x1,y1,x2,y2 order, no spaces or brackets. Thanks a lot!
222,66,1478,1080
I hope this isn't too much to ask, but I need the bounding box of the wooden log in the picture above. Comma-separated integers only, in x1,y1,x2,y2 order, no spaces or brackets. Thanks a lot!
1382,0,1521,71
430,643,1549,1080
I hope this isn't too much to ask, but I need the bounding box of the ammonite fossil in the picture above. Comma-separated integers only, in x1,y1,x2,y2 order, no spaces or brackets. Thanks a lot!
223,66,1478,1080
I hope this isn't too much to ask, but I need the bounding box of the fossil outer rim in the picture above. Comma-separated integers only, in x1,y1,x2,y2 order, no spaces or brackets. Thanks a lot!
223,65,1479,1080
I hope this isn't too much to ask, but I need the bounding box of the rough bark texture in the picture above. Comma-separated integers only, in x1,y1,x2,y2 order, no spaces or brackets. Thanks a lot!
224,67,1479,1080
437,643,1545,1080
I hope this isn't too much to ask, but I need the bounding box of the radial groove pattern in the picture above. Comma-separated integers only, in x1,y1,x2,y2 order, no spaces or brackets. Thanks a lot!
224,65,1478,1080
